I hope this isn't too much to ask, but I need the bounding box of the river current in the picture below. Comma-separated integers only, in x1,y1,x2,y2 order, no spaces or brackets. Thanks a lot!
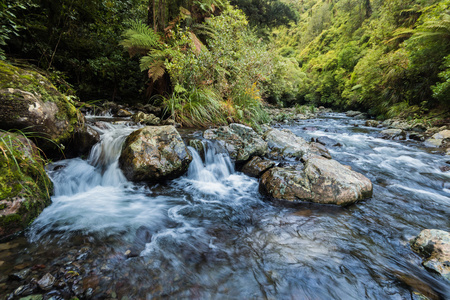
0,113,449,299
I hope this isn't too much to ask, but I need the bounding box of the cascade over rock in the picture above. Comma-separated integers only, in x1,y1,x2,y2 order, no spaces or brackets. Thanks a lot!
119,126,192,182
0,132,52,239
0,61,91,155
410,229,450,281
203,123,268,162
263,128,331,160
260,156,373,206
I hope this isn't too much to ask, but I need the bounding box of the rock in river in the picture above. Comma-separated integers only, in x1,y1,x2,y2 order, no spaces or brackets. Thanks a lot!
260,156,373,206
119,126,192,182
241,156,276,177
263,128,331,160
410,229,450,281
203,123,267,163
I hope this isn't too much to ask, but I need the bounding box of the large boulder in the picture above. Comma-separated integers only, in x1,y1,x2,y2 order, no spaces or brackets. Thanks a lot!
260,156,373,206
203,123,267,163
119,126,192,182
410,229,450,281
263,128,331,160
0,61,86,155
0,132,52,239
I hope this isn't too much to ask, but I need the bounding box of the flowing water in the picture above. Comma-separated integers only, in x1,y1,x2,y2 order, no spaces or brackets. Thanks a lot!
0,114,449,299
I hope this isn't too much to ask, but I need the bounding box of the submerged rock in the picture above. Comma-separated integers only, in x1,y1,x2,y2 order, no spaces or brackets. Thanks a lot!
0,132,52,239
241,156,275,177
410,229,450,281
260,156,373,206
37,273,56,290
0,61,83,153
263,128,331,160
119,126,192,182
203,123,267,162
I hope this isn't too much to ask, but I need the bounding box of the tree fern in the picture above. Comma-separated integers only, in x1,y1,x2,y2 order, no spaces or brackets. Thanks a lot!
120,20,161,57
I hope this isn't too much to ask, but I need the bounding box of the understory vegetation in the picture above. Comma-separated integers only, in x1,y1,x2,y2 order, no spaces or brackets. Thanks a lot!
1,0,449,124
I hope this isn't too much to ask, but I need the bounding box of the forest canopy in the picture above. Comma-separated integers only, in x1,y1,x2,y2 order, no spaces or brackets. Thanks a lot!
1,0,449,123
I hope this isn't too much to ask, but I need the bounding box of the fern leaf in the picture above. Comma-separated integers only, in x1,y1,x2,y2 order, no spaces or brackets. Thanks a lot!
148,61,166,82
120,20,161,56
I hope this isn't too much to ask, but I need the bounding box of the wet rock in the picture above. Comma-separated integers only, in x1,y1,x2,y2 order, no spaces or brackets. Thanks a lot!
17,295,43,300
0,133,52,239
263,128,331,160
439,165,450,172
188,139,204,160
132,111,160,125
345,111,362,117
119,126,192,182
116,108,132,117
409,133,425,141
260,156,373,206
9,268,31,281
314,136,337,146
203,123,267,163
241,156,276,177
380,128,406,140
13,284,35,297
37,273,55,291
0,61,83,153
65,125,100,157
424,130,450,148
410,229,450,281
365,120,380,127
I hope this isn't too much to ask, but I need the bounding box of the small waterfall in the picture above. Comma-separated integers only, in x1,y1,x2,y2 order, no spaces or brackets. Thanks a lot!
48,123,136,196
187,141,235,182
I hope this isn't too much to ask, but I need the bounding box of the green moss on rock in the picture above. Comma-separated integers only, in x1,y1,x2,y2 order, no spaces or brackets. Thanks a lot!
0,61,81,150
0,132,52,239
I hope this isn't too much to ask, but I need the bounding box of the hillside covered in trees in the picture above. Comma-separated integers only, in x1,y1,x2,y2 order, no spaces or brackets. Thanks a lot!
1,0,449,123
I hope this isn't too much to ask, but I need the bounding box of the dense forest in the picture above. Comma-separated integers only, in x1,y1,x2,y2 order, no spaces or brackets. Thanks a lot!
1,0,449,124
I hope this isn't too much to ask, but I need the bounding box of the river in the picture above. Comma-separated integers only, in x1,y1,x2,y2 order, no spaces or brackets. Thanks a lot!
0,113,449,299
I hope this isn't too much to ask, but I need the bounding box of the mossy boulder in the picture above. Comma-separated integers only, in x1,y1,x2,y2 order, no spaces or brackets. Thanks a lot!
119,126,192,182
0,61,82,153
0,132,52,239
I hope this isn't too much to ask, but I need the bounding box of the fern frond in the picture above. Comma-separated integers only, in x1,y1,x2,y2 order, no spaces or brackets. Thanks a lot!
120,20,161,57
148,60,166,82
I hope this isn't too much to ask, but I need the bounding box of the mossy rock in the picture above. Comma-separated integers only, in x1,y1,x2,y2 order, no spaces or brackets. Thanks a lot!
0,61,81,153
0,132,52,239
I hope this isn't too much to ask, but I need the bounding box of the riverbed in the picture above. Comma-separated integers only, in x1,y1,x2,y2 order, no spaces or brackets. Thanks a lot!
1,113,449,299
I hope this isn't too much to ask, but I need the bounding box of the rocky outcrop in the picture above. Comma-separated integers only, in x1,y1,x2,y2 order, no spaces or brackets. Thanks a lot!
203,123,267,162
410,229,450,281
119,126,192,182
0,132,52,239
241,156,276,177
260,156,373,206
365,120,380,127
0,61,83,153
263,128,331,160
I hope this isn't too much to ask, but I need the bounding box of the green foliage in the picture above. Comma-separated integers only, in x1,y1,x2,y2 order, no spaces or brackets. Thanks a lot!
271,0,449,118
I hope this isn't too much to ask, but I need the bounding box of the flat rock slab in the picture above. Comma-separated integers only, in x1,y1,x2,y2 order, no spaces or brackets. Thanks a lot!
119,126,192,182
260,156,373,206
